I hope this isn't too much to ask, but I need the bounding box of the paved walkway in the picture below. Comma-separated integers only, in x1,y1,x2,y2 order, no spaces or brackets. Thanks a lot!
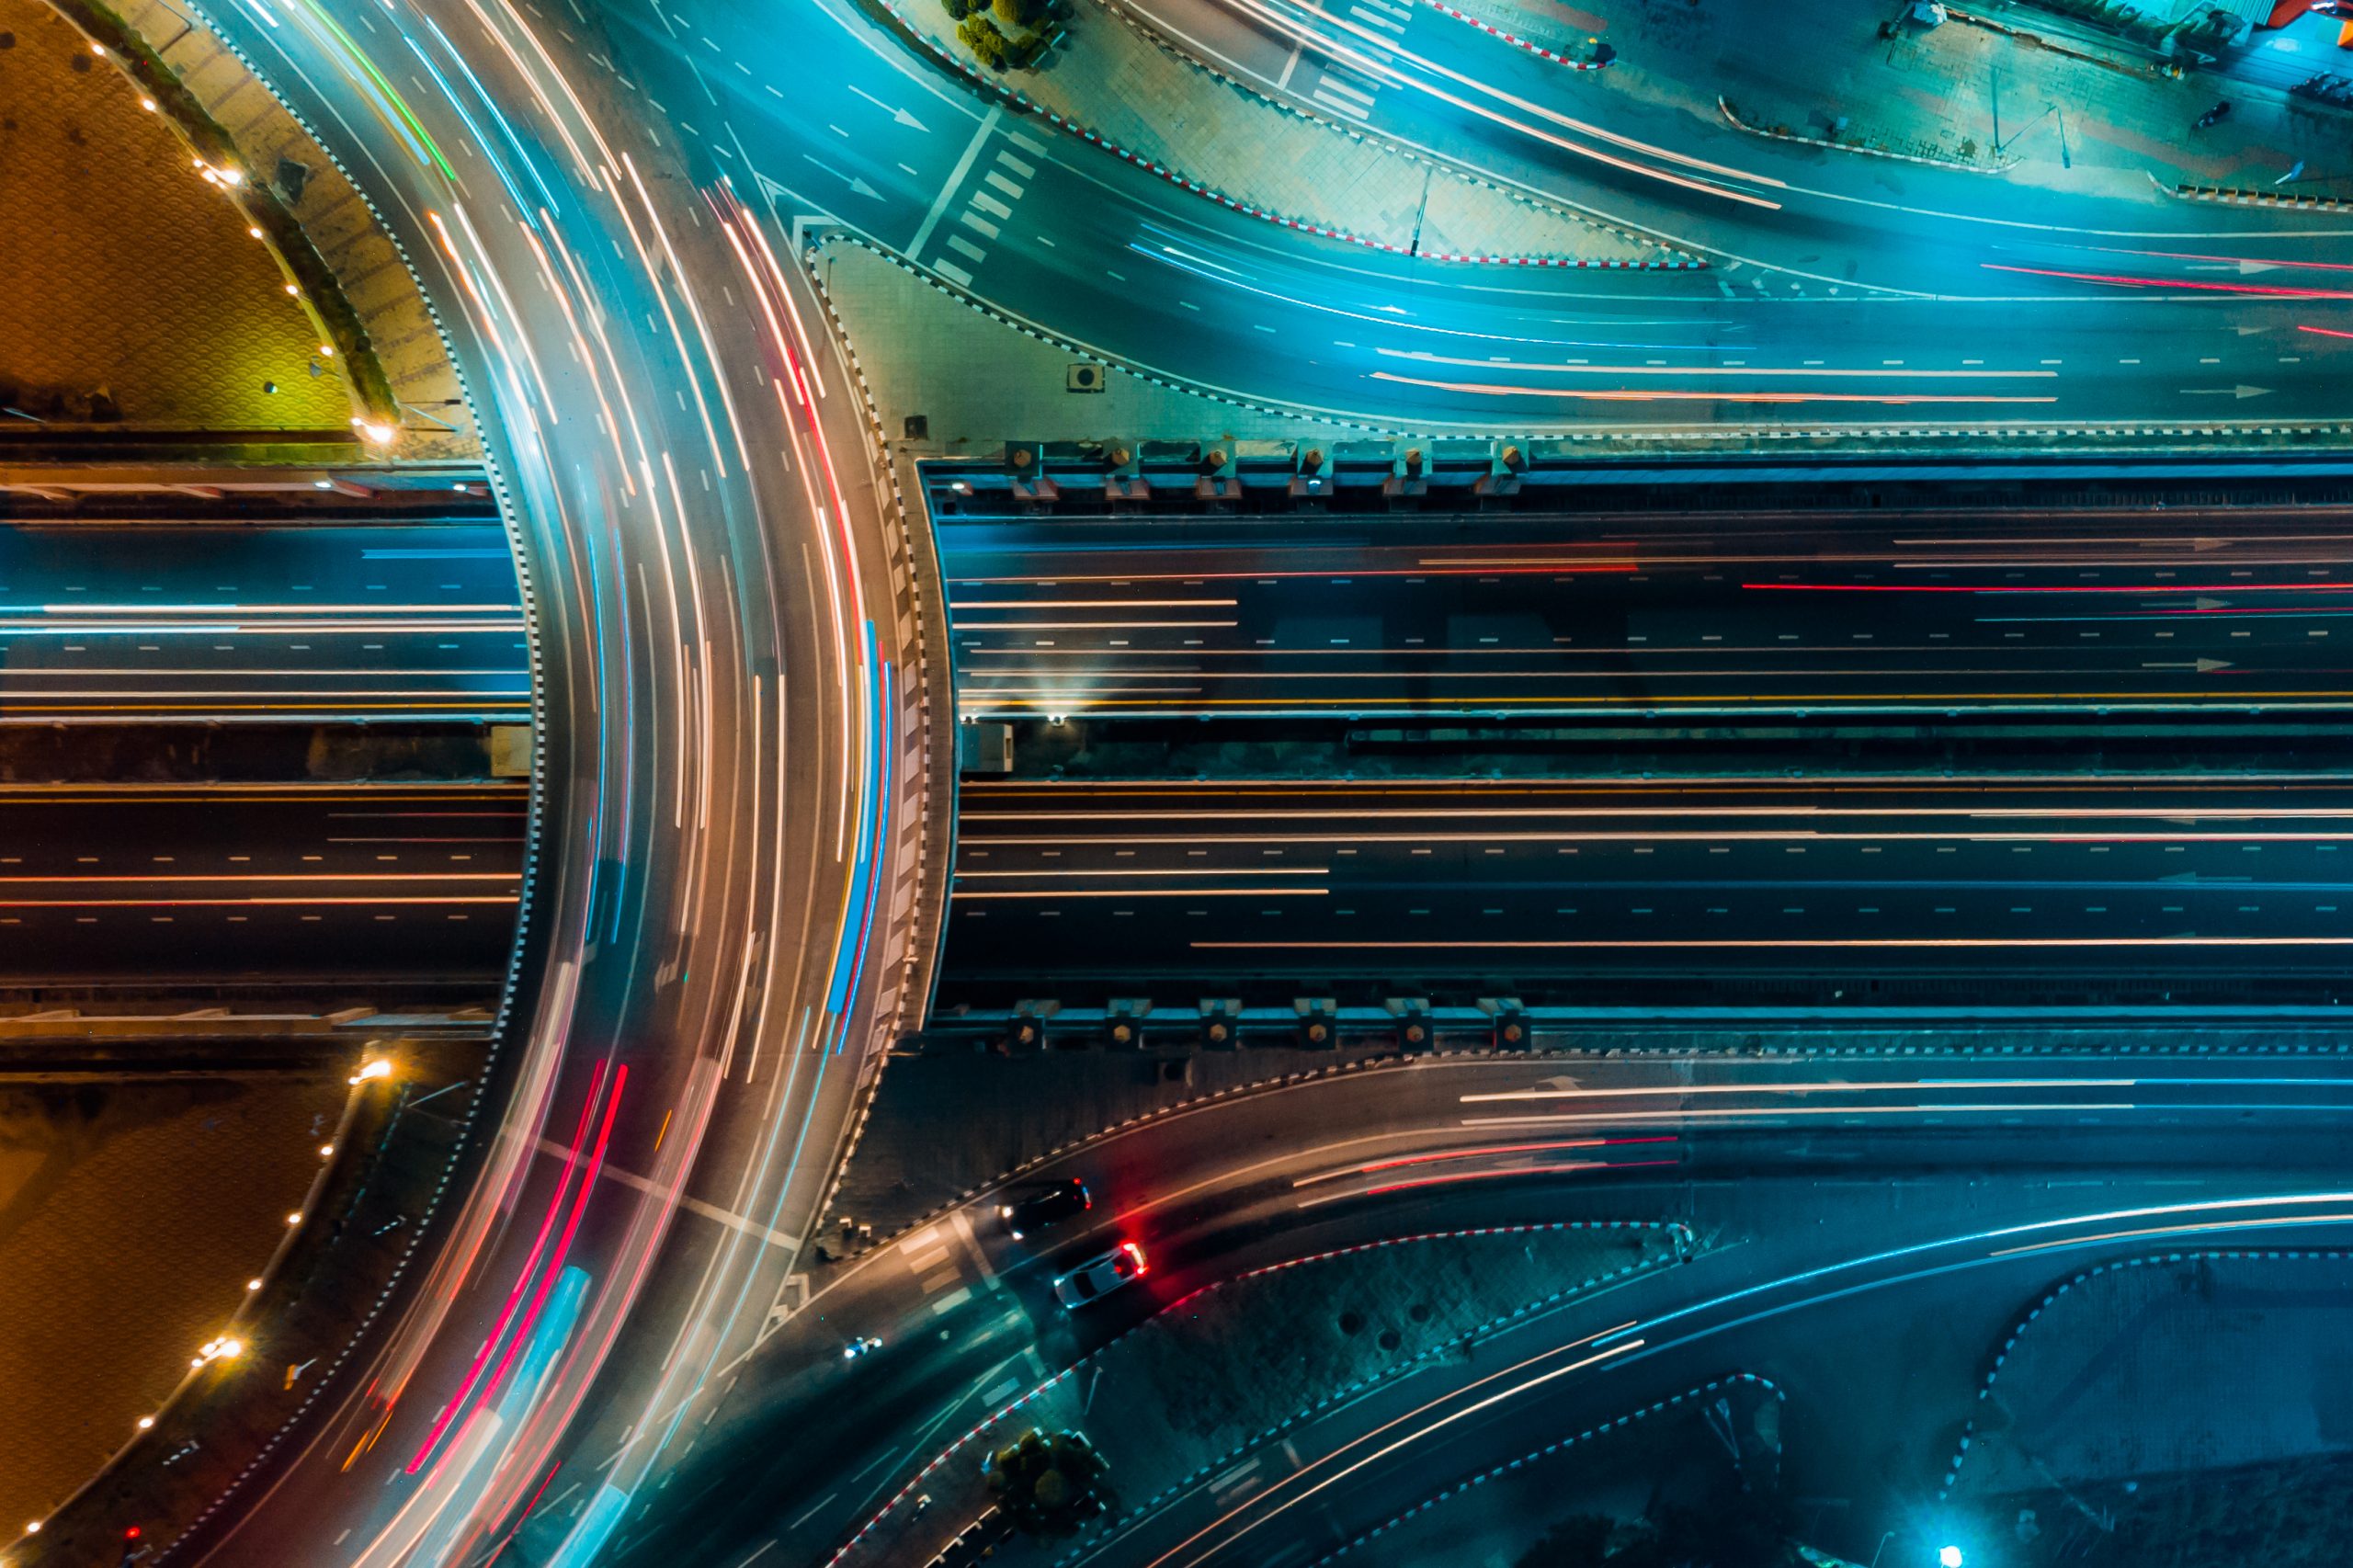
882,0,1682,262
1952,1252,2353,1496
0,0,347,432
810,233,1392,488
0,1073,346,1532
111,0,480,458
1455,0,2353,196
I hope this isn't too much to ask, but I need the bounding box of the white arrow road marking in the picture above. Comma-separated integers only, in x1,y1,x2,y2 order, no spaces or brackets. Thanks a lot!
2179,385,2271,398
848,83,928,131
801,153,880,199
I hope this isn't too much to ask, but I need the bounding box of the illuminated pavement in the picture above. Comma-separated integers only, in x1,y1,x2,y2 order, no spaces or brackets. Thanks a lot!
0,522,527,724
587,1051,2353,1568
595,0,2353,433
47,0,2353,1562
937,504,2353,722
25,1,932,1564
938,777,2353,1009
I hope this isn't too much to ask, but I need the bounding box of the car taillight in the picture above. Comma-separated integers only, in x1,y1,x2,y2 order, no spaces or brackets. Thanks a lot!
1122,1241,1147,1274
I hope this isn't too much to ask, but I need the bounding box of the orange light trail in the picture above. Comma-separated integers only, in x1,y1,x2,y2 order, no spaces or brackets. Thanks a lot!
1368,372,2063,405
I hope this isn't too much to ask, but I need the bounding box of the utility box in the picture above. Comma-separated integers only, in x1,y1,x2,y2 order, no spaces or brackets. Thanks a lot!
959,721,1014,776
489,724,531,778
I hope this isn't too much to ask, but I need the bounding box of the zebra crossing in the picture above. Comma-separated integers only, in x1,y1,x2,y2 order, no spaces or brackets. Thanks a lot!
1300,0,1411,123
919,127,1046,290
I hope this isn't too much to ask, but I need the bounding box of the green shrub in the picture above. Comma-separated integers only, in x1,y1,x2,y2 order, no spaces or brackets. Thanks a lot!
958,13,1010,67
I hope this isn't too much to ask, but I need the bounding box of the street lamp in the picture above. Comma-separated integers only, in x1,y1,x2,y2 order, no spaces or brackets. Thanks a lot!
1938,1547,1964,1568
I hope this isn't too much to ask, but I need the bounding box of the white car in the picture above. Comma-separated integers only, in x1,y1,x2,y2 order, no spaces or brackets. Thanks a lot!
1051,1242,1147,1309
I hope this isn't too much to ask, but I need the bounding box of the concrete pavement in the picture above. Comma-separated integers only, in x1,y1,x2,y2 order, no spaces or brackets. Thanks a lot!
17,0,936,1562
884,0,1683,263
616,0,2353,436
621,1051,2353,1568
0,519,529,724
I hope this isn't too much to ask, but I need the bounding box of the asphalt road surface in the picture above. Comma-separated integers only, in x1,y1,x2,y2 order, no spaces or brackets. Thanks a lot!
0,523,529,724
590,1051,2353,1568
0,783,526,986
70,0,2353,1562
939,776,2353,1006
75,6,934,1567
603,0,2353,432
938,504,2353,720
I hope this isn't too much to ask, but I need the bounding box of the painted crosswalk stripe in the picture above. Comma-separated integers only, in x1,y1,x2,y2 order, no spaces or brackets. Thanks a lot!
995,150,1037,179
946,233,987,263
937,259,975,287
930,1285,973,1315
960,210,1001,239
970,191,1013,220
905,1244,950,1275
984,170,1026,199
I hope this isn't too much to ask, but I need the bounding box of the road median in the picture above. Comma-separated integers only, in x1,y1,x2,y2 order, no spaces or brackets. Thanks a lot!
861,0,1688,267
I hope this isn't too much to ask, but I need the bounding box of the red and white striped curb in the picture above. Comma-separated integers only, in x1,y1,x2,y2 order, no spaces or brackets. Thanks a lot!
2171,179,2353,211
880,0,1699,269
1416,0,1603,69
1062,118,1699,267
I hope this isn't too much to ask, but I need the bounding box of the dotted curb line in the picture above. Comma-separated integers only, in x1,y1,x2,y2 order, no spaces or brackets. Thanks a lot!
825,1040,1418,1257
874,0,1690,268
793,225,948,1237
1938,1245,2353,1500
1716,96,2017,174
812,229,1421,437
2166,179,2353,212
1415,0,1603,70
1062,115,1697,267
805,234,2353,446
117,6,551,1562
1096,0,1690,266
825,1031,2353,1264
823,1219,1685,1567
1048,1223,1692,1568
1306,1371,1787,1567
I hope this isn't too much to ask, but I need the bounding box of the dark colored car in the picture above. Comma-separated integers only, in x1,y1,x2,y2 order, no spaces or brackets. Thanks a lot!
998,1177,1090,1241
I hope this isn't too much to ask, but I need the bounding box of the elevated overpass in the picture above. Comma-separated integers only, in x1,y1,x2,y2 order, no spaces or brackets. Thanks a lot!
923,457,2353,1027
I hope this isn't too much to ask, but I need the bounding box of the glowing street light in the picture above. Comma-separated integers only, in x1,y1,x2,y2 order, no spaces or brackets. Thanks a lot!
193,1335,244,1369
348,1056,394,1085
1938,1548,1964,1568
